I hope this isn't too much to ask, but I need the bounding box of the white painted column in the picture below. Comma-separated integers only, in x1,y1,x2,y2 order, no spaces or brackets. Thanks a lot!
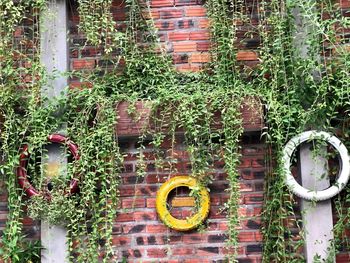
40,1,69,262
293,3,335,262
293,3,335,263
299,144,334,262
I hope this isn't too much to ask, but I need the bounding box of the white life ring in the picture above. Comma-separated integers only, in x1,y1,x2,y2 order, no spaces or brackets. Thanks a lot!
283,130,350,201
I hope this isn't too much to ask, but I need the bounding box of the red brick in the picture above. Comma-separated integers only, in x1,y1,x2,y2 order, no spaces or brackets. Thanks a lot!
167,149,190,159
80,47,102,57
150,10,161,19
121,198,145,208
177,19,195,29
146,198,156,208
118,186,135,197
160,9,183,19
210,206,228,219
240,182,254,192
134,211,157,221
198,18,210,28
146,224,168,233
123,153,138,162
112,0,126,7
147,248,167,257
168,32,190,41
238,207,249,217
197,246,220,256
210,195,221,206
142,261,179,263
202,222,215,231
70,14,80,23
196,41,211,51
244,194,263,204
176,64,202,72
185,7,207,17
70,49,78,58
164,235,183,244
117,248,145,259
255,232,263,242
151,0,174,7
251,158,264,168
146,174,170,183
13,27,23,37
339,0,350,8
173,42,197,52
239,158,251,168
184,260,210,263
238,232,258,242
241,219,262,231
155,21,175,30
189,31,210,40
221,245,245,255
72,59,96,70
208,233,227,243
174,0,197,6
122,224,146,234
173,54,189,64
22,217,35,226
116,212,133,222
69,81,93,90
217,222,229,231
172,247,195,255
254,207,263,216
336,254,350,263
183,233,205,244
189,53,211,63
112,11,126,21
236,51,258,61
135,185,158,196
112,236,130,246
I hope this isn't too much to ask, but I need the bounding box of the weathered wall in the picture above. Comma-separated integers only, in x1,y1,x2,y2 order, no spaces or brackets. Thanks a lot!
68,1,265,262
1,0,350,262
68,0,350,260
112,133,265,262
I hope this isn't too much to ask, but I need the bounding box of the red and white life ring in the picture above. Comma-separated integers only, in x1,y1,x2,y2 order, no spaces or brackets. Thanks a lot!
16,134,80,198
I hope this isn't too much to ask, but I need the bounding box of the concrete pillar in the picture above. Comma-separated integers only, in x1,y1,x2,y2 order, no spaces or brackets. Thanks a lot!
293,3,334,262
40,0,69,98
299,144,334,262
40,1,69,262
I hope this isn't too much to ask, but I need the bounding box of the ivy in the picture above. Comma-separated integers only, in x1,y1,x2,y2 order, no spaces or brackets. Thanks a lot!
0,0,349,262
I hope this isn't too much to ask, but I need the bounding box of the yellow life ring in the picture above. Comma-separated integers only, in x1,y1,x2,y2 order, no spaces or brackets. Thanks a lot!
156,176,210,231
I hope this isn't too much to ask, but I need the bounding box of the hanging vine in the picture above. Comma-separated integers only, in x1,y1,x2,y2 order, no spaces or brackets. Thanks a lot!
255,0,350,262
0,0,349,262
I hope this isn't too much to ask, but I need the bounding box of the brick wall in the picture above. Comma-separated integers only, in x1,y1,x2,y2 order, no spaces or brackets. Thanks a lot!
68,0,267,260
68,0,261,77
67,0,350,260
1,0,350,262
114,133,265,262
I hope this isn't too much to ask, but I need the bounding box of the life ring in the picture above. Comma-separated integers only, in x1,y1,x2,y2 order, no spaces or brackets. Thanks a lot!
156,176,210,231
282,130,350,201
16,134,80,198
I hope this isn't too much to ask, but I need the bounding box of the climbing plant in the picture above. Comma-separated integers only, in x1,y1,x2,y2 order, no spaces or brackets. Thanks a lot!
0,0,349,262
250,0,350,262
